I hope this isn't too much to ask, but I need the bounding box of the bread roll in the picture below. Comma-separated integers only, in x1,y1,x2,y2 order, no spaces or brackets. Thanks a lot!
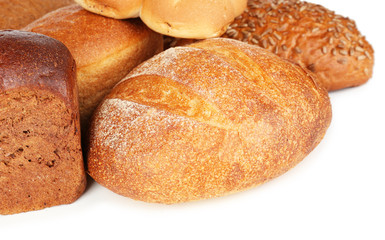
0,30,86,215
74,0,142,19
23,4,163,130
74,0,247,38
166,0,374,91
75,0,142,19
140,0,248,38
87,38,332,204
0,0,74,29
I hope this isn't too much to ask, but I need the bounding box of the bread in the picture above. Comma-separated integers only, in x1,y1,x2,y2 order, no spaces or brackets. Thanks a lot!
166,0,374,91
87,38,332,204
0,30,86,215
0,0,74,30
140,0,248,38
74,0,142,19
74,0,247,38
23,4,163,130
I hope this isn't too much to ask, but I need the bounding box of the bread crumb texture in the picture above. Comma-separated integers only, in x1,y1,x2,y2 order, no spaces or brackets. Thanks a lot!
0,89,85,215
87,38,332,204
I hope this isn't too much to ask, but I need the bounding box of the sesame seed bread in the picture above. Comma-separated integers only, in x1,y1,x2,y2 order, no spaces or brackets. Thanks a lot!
165,0,374,91
0,0,74,30
87,38,332,204
0,30,86,215
74,0,247,38
23,4,163,131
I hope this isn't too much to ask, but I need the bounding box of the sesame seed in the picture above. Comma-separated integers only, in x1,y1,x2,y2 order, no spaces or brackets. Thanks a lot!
261,28,273,37
349,48,355,56
294,47,302,54
355,46,364,52
268,37,276,46
364,51,372,60
312,27,320,33
270,19,279,24
345,32,352,41
282,45,288,51
239,23,248,28
357,55,366,61
261,39,268,48
322,46,328,54
299,6,307,12
339,50,348,56
274,46,279,54
226,29,238,38
273,32,282,40
251,38,259,44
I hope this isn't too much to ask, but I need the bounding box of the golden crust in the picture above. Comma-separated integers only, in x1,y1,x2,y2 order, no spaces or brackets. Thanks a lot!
23,4,163,129
75,0,247,38
140,0,247,38
0,0,74,29
74,0,142,19
87,38,332,204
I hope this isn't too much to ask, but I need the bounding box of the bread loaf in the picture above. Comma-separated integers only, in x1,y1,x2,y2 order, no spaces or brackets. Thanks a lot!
140,0,247,38
87,38,332,204
74,0,142,19
0,30,86,215
74,0,247,38
0,0,74,29
23,4,163,130
166,0,374,91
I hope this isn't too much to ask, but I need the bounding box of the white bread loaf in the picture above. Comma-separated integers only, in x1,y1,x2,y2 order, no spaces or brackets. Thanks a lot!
23,5,163,130
87,38,332,204
74,0,247,38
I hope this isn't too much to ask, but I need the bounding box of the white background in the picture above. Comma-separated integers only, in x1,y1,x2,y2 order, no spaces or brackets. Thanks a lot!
1,0,384,239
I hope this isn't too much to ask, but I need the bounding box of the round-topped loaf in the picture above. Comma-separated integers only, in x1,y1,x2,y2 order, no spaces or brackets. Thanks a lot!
87,38,332,204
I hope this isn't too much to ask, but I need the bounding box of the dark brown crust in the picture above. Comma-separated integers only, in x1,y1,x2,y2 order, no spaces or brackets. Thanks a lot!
0,30,77,108
87,38,332,204
0,30,86,215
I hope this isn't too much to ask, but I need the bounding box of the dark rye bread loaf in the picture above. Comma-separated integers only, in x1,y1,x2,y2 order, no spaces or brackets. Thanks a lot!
165,0,374,91
0,30,86,215
87,38,332,204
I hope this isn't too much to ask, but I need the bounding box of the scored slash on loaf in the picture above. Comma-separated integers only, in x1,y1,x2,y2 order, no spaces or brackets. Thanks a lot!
87,38,332,204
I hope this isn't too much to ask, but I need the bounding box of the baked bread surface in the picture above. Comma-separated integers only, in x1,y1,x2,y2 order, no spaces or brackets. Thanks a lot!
74,0,247,38
0,30,86,215
0,0,74,29
23,4,163,129
166,0,374,91
87,38,332,204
